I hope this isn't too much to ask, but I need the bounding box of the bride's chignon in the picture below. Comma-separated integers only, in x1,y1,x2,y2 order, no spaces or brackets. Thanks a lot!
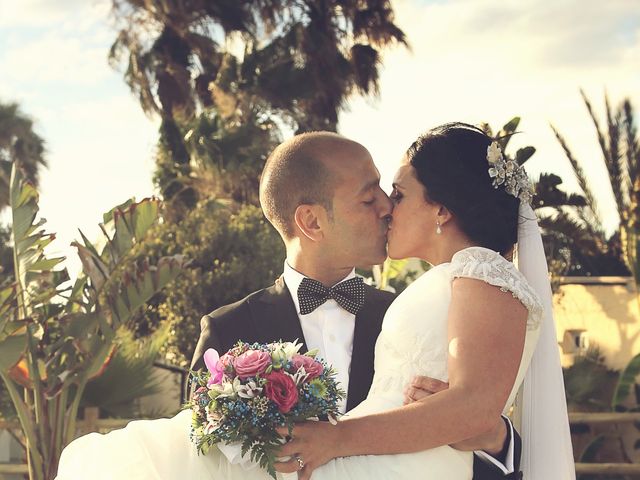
406,123,520,255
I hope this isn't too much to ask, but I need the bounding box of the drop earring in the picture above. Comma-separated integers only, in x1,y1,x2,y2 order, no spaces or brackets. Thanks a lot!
436,221,442,235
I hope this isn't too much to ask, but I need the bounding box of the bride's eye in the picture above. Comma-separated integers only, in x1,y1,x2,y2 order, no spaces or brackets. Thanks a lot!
391,190,403,203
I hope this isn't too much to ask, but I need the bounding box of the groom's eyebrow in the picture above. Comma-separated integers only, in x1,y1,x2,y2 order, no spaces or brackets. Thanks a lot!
357,179,380,196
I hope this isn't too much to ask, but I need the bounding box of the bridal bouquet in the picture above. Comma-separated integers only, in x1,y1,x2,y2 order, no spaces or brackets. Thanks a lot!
188,340,345,478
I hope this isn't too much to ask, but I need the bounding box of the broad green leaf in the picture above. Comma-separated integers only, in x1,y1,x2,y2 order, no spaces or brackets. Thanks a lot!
112,211,134,256
515,146,536,166
0,331,26,370
503,117,521,134
131,198,159,240
102,198,134,224
108,254,188,325
612,352,640,410
78,229,103,261
73,242,109,291
82,338,116,380
577,434,604,480
27,256,65,272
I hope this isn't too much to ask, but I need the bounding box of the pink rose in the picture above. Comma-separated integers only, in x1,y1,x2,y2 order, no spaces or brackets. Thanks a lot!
291,354,324,379
234,350,271,379
264,371,298,413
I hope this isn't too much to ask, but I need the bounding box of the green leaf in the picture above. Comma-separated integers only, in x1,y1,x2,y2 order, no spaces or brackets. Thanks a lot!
0,330,26,370
102,198,134,224
503,117,521,135
131,199,160,240
27,256,65,272
108,254,188,326
73,242,109,291
577,434,604,480
515,146,536,166
612,352,640,410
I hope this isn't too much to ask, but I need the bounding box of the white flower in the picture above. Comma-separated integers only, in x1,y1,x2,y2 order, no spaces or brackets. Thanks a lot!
292,366,310,386
485,141,533,204
283,341,303,357
487,142,503,164
210,379,237,399
236,380,263,399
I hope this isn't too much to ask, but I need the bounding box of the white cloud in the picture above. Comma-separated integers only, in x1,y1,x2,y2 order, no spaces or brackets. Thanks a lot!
339,0,640,234
1,33,110,86
0,0,109,28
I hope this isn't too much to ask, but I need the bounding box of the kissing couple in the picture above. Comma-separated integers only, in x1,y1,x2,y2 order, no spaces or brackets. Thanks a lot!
57,123,576,479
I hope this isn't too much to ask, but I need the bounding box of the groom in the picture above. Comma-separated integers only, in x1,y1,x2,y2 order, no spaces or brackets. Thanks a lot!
191,132,521,479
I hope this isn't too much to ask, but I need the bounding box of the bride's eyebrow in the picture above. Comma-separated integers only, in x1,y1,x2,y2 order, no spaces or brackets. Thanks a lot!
392,182,406,190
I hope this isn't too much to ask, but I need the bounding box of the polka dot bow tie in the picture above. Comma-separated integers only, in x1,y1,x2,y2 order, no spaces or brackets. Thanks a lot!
297,276,365,315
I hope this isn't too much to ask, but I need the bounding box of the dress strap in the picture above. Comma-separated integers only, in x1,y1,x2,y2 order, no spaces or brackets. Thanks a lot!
449,247,543,330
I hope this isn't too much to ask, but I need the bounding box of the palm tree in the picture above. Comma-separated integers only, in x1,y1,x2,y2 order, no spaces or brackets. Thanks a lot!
109,0,407,211
0,101,47,210
481,117,627,279
550,90,637,279
110,0,406,129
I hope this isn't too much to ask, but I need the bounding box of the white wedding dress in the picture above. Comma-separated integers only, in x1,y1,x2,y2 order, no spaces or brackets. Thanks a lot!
56,247,542,480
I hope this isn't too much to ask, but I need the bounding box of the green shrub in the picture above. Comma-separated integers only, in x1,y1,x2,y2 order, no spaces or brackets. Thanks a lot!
133,200,285,365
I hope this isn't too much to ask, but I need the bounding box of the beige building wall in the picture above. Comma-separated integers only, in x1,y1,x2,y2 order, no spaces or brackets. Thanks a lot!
553,277,639,370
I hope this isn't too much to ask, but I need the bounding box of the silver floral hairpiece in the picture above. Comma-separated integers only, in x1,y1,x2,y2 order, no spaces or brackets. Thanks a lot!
487,141,533,204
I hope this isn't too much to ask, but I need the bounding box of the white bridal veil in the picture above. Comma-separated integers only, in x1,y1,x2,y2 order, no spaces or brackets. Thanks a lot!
514,202,576,479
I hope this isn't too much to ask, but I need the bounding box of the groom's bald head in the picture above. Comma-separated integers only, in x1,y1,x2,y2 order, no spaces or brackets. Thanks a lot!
259,132,363,239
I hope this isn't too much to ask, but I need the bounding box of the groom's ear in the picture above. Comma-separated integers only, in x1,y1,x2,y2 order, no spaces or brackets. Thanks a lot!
294,204,326,242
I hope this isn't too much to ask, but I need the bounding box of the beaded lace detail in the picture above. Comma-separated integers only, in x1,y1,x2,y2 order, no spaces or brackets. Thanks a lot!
449,246,543,331
367,246,543,399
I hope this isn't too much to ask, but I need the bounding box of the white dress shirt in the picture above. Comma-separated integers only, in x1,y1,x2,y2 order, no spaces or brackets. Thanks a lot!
474,415,515,474
282,261,356,414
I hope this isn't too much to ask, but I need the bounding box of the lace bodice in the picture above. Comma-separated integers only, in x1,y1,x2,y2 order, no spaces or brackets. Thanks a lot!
366,247,542,412
449,248,542,331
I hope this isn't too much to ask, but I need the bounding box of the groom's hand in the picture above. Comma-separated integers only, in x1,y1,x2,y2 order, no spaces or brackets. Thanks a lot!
402,376,448,405
404,376,508,454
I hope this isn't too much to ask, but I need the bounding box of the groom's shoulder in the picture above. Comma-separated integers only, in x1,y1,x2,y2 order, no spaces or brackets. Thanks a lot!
363,283,396,307
202,285,274,327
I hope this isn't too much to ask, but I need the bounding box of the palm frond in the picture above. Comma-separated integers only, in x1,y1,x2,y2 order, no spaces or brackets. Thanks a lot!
550,123,603,230
623,99,639,189
533,173,587,210
604,92,626,218
81,324,171,418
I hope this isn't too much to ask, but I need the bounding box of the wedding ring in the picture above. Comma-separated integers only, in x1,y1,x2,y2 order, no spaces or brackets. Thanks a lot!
295,455,305,470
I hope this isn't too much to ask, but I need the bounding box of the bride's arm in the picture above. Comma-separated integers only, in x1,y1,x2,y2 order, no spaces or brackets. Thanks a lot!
276,278,526,477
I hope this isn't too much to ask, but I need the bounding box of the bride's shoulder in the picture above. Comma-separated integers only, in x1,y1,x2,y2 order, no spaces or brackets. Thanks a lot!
449,246,543,329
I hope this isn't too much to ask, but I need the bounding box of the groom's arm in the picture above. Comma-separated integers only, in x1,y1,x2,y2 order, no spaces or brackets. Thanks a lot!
404,376,518,475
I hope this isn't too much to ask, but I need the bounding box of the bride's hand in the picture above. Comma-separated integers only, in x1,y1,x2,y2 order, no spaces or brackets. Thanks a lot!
403,375,449,404
274,421,343,480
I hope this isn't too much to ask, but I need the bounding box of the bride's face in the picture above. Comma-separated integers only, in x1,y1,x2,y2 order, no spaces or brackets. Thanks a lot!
387,161,439,260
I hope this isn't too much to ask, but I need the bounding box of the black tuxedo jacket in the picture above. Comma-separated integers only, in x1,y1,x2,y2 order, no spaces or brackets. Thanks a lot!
191,276,394,411
190,276,521,479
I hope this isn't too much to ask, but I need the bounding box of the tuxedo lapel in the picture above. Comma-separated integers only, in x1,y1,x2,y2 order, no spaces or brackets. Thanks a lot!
346,287,382,411
251,276,308,353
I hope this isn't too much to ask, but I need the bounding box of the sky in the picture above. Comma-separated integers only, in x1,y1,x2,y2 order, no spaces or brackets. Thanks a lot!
0,0,638,273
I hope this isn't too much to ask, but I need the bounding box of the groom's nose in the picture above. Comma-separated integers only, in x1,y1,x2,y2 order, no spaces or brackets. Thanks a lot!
379,192,393,217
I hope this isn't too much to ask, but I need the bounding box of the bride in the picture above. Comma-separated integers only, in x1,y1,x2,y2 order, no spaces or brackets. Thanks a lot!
56,123,575,479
